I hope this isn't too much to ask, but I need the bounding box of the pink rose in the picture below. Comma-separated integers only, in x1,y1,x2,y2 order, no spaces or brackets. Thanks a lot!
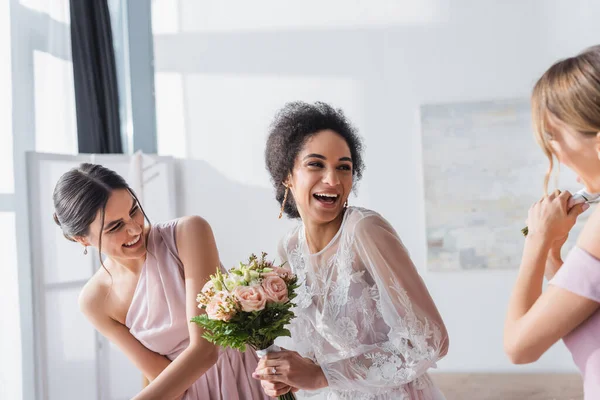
262,276,289,304
263,266,293,280
205,291,237,321
233,285,267,312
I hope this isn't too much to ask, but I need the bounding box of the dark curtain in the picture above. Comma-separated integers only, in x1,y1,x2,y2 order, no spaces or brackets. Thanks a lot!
70,0,123,153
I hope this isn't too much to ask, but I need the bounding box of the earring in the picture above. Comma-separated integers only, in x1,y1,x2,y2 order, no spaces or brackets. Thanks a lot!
278,185,289,219
83,246,88,255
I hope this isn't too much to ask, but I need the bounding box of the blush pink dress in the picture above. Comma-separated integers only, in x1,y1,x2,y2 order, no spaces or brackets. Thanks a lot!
125,219,269,400
550,246,600,399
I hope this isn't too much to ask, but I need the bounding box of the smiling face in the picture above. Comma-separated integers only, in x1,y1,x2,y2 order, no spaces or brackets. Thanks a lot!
287,129,354,225
78,189,147,260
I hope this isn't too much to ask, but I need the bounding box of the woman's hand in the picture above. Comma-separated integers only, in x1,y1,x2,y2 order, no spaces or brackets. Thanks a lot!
257,380,299,398
526,190,588,244
252,349,328,393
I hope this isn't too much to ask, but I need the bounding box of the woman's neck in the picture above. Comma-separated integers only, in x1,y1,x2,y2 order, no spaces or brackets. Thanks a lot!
112,254,147,274
303,210,346,254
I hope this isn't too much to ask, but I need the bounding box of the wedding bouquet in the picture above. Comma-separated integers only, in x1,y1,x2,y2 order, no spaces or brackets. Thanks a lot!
191,252,299,400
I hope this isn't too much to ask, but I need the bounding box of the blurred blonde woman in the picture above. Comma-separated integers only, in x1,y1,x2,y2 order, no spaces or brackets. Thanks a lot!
504,45,600,399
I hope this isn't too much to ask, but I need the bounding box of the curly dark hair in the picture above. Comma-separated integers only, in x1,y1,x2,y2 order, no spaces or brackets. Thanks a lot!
265,101,365,219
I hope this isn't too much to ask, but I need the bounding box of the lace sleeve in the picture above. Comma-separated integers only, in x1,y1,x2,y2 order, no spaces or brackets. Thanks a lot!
319,213,449,392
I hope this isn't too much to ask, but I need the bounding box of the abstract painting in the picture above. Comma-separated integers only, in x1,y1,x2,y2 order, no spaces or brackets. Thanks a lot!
421,98,589,271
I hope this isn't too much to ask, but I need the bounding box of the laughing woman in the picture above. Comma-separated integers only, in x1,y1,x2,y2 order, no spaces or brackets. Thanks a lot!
254,102,449,399
52,163,269,400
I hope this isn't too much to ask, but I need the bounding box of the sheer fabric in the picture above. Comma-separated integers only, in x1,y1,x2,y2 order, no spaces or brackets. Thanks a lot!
278,207,448,399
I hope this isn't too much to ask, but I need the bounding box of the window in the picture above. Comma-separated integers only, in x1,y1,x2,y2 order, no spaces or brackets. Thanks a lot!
0,1,13,193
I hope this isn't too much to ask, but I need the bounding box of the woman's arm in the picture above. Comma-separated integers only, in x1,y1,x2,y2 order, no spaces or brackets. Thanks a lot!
79,286,175,383
544,248,563,281
504,192,597,364
131,216,221,400
315,214,448,391
256,213,449,393
538,194,586,281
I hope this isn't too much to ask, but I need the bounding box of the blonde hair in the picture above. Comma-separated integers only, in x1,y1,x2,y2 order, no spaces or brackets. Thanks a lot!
531,45,600,192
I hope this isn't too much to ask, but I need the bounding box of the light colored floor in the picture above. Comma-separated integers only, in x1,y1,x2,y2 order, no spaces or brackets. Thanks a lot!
431,373,583,400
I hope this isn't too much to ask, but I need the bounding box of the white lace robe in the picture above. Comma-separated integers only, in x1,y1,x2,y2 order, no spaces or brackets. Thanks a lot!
278,207,449,400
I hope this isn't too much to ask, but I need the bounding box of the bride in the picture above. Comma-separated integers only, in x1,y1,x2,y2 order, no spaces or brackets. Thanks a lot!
253,101,449,399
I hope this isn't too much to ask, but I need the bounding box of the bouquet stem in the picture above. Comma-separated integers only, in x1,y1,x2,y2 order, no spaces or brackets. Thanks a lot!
256,343,297,400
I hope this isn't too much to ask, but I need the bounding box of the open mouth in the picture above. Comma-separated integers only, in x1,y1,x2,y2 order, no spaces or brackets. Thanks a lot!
123,235,141,248
313,192,339,205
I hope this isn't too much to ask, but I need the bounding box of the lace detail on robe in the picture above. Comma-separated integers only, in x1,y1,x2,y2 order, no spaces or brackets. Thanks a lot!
278,207,449,400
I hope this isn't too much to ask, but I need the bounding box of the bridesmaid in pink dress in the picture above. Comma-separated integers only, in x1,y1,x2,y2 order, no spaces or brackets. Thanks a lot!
504,45,600,399
52,163,271,400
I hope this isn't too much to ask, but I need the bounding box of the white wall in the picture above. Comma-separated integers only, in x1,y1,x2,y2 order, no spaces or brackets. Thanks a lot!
153,0,600,372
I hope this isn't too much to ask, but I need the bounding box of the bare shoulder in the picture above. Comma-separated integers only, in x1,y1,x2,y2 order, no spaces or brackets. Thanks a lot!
78,270,111,322
177,215,211,232
175,215,214,247
578,205,600,259
175,215,218,256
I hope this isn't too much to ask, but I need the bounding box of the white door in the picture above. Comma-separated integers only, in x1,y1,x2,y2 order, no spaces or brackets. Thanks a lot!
26,152,177,400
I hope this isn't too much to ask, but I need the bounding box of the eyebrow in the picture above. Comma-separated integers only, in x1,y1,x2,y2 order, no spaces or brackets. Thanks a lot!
104,199,137,231
303,153,353,163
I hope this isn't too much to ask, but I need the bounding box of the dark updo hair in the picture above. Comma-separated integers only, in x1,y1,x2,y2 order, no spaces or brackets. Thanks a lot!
53,163,149,272
265,101,365,218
